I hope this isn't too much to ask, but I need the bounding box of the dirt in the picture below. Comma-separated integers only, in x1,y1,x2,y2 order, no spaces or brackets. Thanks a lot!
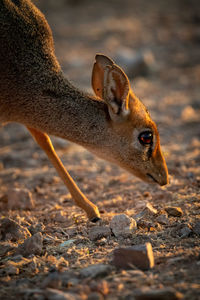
0,0,200,299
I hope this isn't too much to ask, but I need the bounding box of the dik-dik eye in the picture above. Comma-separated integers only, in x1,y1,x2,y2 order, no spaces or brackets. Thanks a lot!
138,131,153,146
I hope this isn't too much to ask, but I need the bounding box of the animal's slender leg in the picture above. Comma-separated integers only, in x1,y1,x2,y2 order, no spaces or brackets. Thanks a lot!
27,127,100,221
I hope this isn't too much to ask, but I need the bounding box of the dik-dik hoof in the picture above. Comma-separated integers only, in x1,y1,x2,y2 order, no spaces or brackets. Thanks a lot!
90,217,102,223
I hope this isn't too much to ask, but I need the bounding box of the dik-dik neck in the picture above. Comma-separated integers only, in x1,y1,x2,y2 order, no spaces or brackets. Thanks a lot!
19,79,113,151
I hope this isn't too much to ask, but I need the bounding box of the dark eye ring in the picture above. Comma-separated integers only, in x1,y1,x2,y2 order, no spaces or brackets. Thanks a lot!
138,131,153,145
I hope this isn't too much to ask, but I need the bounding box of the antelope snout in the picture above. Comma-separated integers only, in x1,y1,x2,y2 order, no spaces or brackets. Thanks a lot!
158,169,169,186
154,159,169,186
153,145,169,186
147,150,169,186
146,168,169,186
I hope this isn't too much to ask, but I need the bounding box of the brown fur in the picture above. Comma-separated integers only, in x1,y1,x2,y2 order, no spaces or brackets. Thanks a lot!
0,0,168,220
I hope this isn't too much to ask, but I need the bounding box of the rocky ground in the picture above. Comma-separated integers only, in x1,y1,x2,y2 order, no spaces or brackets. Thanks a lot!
0,0,200,299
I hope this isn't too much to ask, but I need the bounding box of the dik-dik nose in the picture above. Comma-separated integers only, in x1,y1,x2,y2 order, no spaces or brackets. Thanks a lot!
154,150,169,186
158,168,169,186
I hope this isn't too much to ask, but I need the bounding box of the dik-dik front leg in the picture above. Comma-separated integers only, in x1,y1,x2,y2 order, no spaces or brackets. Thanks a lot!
27,127,100,222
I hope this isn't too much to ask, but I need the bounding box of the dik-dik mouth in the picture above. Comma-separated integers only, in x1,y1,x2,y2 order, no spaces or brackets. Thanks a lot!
146,173,159,184
146,173,169,186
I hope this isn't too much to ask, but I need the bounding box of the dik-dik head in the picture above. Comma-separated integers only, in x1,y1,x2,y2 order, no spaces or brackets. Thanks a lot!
92,54,169,186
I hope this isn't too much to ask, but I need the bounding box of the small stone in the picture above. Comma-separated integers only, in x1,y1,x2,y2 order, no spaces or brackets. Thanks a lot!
133,287,183,300
28,256,39,274
28,223,45,235
54,211,67,223
0,243,16,256
10,255,24,262
137,219,153,230
165,207,183,217
80,264,112,279
170,223,192,238
16,232,43,256
112,243,154,271
88,292,104,300
90,280,109,296
95,237,107,246
45,288,79,300
25,291,45,300
134,203,158,220
156,214,169,225
88,226,111,241
193,221,200,235
42,272,62,289
145,203,158,215
59,239,76,248
110,214,137,237
0,218,31,241
180,226,192,238
5,264,19,275
60,271,79,287
7,188,34,210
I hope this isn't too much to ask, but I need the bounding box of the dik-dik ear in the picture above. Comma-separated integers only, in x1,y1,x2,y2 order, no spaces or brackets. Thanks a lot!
104,64,130,121
92,54,114,98
92,54,130,121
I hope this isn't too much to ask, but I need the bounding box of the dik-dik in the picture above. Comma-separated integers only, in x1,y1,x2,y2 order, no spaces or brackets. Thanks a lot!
0,0,168,222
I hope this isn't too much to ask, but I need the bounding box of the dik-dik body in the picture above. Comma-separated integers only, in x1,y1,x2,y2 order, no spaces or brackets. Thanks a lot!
0,0,168,221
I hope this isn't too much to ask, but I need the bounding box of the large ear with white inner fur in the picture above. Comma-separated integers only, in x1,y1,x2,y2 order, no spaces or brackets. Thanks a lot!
104,64,130,120
92,54,114,98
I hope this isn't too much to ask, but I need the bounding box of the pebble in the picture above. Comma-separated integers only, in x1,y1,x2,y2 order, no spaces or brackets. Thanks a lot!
179,226,192,238
28,222,45,235
165,206,183,217
0,243,16,256
88,226,111,241
133,287,183,300
42,270,79,289
16,232,43,256
156,214,169,225
193,221,200,235
90,280,109,296
5,264,19,275
28,256,39,274
59,239,76,248
41,272,62,289
54,211,67,223
80,264,112,279
170,223,192,238
112,243,154,271
45,288,80,300
110,214,137,237
137,219,153,230
6,188,34,210
0,218,31,241
60,271,79,287
134,203,158,220
88,292,104,300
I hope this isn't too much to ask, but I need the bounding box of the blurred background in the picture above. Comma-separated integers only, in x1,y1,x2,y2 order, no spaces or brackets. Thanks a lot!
34,0,200,91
